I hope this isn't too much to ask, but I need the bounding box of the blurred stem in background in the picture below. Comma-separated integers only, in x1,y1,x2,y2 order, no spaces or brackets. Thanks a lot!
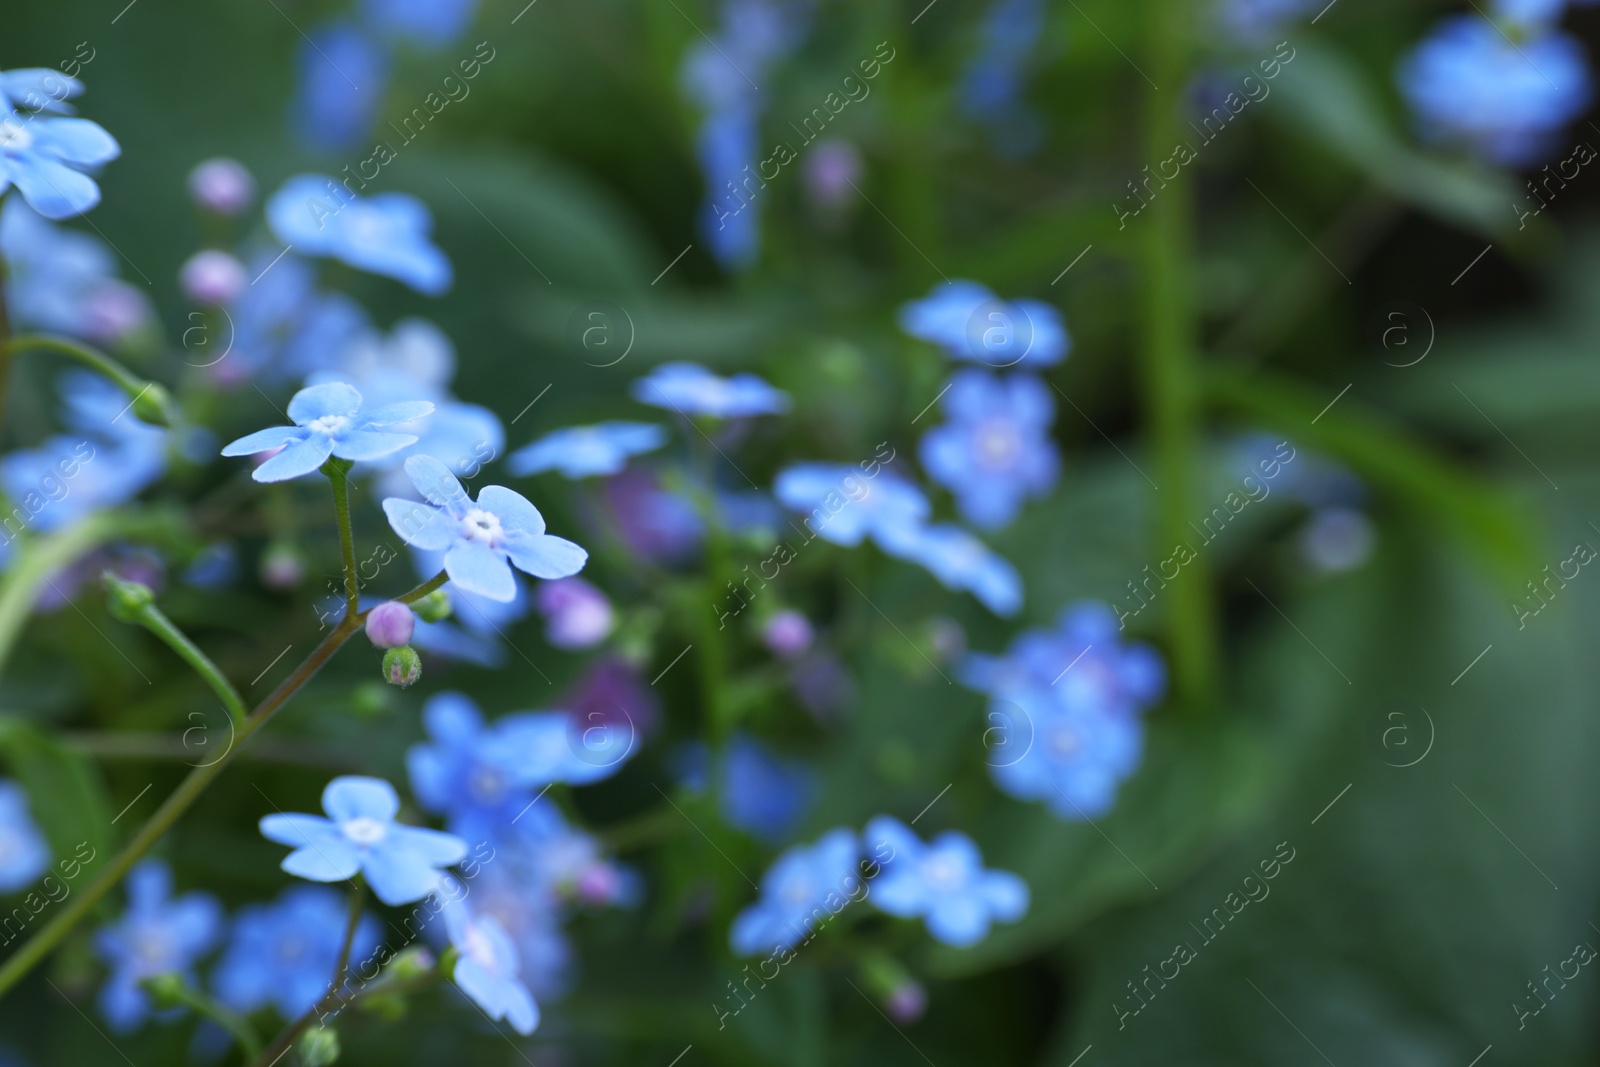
1138,1,1216,707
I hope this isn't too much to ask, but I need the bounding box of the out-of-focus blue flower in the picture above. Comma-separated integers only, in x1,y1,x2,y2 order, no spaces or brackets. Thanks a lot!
878,522,1023,617
719,734,813,842
865,815,1028,947
268,174,451,294
604,467,705,565
1299,506,1376,574
920,370,1058,530
213,886,381,1019
460,855,572,999
696,108,762,267
221,381,432,483
1493,0,1571,29
959,0,1046,156
259,776,468,907
0,74,118,220
730,828,860,956
1398,15,1592,165
0,199,150,345
405,547,531,667
962,602,1164,817
0,69,84,115
290,23,389,153
508,422,668,479
632,361,789,418
384,455,587,602
407,692,628,845
0,780,49,892
363,0,481,45
535,577,614,650
92,860,222,1032
773,464,929,548
435,876,539,1034
1233,433,1358,510
899,280,1068,368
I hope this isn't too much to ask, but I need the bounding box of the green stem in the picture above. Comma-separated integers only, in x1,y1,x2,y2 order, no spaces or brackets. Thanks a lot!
145,978,263,1059
0,571,441,1000
6,334,175,427
1137,4,1215,707
110,582,248,727
248,882,366,1067
323,458,359,618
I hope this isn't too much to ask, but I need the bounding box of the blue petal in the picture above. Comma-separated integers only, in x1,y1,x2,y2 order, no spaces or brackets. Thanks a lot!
288,381,363,423
445,541,517,601
383,497,456,550
331,428,417,461
388,824,468,866
502,979,539,1034
34,118,120,166
322,775,400,822
362,842,447,906
476,485,545,536
6,152,101,220
502,532,587,580
363,400,435,425
267,174,344,250
925,895,990,947
405,454,471,516
252,435,334,481
283,842,362,883
980,870,1029,921
259,813,340,848
220,425,303,456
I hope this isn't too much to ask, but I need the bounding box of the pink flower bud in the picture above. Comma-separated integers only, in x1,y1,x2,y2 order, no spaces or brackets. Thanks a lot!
366,601,416,648
762,610,814,660
179,250,247,306
536,577,614,650
885,980,927,1024
382,645,422,687
188,158,255,216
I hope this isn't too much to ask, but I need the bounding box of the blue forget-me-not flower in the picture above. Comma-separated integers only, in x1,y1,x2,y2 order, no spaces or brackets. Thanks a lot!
773,464,930,548
729,828,860,956
899,280,1068,368
879,522,1023,617
213,885,381,1019
0,68,119,220
865,815,1028,947
632,361,789,418
436,875,540,1034
92,860,223,1032
221,381,433,482
259,775,468,907
289,23,389,153
268,174,452,294
920,369,1059,530
0,780,49,893
509,422,668,479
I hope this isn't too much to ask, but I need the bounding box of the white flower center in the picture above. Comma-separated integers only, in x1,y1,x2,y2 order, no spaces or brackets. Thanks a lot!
460,507,503,546
462,921,499,971
0,120,34,151
1051,725,1082,758
974,420,1021,468
341,816,388,846
469,765,506,803
922,854,963,892
133,928,171,970
307,414,350,436
780,874,815,908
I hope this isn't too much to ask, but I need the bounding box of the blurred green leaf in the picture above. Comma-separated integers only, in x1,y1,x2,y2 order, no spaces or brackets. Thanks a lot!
0,717,113,871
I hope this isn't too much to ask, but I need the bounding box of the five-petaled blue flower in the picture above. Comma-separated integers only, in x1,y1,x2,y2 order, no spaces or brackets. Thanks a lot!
720,733,814,842
268,174,453,294
729,828,861,956
879,522,1023,617
259,776,468,906
0,69,119,220
898,280,1067,368
436,875,540,1035
773,464,929,549
632,361,789,418
920,370,1059,530
213,885,382,1019
220,381,433,483
92,860,223,1032
0,780,49,893
507,422,668,479
866,815,1028,947
383,454,588,602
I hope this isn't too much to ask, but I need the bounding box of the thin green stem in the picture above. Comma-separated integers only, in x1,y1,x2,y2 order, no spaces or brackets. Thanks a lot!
111,583,248,727
1137,3,1215,707
5,334,175,427
248,882,367,1067
323,458,359,618
144,977,263,1059
394,570,448,607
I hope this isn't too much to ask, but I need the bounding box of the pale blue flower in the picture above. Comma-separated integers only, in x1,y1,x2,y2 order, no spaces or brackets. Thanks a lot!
720,734,813,842
213,886,381,1019
0,69,84,115
459,856,572,998
960,0,1046,156
898,280,1067,368
773,463,929,548
268,174,452,294
221,381,432,482
290,23,389,152
0,199,149,343
92,860,223,1032
920,370,1058,530
632,361,789,418
383,454,587,602
1398,15,1593,165
259,776,468,906
866,815,1028,947
0,780,49,893
0,73,118,220
730,828,860,956
508,422,668,479
879,522,1022,616
436,876,539,1034
364,0,481,44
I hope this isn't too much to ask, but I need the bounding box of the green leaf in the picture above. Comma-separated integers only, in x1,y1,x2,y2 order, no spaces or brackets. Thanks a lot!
0,716,114,874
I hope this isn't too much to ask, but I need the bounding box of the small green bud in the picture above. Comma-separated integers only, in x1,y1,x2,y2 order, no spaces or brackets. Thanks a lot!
411,588,452,624
103,572,155,623
382,645,422,688
140,973,187,1010
386,945,436,981
297,1026,341,1067
131,382,178,428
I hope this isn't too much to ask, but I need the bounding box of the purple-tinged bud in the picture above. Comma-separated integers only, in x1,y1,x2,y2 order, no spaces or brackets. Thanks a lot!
366,600,416,648
188,158,256,216
762,610,814,660
885,980,927,1024
179,250,246,306
382,645,422,687
260,542,304,590
803,139,862,210
575,863,623,906
536,577,614,650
